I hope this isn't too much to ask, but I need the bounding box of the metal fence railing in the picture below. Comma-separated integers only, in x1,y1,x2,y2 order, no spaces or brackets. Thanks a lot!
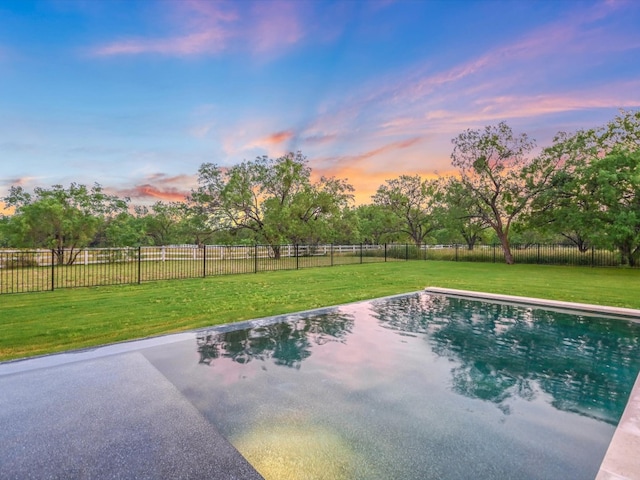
422,243,628,267
0,244,405,294
0,243,634,295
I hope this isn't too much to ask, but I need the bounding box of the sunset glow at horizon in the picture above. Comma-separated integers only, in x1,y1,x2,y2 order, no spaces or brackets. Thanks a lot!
1,0,639,207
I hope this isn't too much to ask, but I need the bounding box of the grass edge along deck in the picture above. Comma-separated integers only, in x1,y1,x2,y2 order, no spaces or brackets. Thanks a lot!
423,287,640,480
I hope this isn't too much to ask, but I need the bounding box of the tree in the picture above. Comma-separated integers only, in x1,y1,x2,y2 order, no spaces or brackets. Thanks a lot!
176,201,218,246
191,152,354,257
0,214,10,247
437,177,490,249
582,150,640,265
95,211,147,247
354,204,399,244
372,174,440,247
531,110,640,261
3,183,128,264
450,122,556,264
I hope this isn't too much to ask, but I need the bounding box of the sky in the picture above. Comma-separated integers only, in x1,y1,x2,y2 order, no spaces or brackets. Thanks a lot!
1,0,639,210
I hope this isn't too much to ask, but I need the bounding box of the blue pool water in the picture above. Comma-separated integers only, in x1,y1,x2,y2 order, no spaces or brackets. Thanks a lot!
143,292,640,479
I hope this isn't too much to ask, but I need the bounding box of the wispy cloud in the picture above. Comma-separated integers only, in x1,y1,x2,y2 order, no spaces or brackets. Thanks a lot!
115,173,194,203
319,137,423,169
91,0,312,58
261,130,295,146
284,0,640,173
123,184,188,202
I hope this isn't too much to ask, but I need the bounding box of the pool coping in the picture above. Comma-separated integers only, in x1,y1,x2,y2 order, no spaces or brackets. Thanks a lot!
423,287,640,480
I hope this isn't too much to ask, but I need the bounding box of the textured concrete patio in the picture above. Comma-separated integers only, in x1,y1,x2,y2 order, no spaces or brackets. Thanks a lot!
0,335,263,480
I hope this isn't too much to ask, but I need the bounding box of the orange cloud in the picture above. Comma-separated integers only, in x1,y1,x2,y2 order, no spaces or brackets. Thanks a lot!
115,173,195,203
122,184,189,202
263,130,295,146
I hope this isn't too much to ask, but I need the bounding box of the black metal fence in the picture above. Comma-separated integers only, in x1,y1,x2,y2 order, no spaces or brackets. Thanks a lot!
0,243,634,295
0,244,403,294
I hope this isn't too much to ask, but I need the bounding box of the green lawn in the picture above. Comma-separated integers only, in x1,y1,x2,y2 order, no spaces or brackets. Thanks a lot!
1,261,639,362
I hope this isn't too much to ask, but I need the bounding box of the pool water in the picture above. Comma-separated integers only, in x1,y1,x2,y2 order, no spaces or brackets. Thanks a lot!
143,292,640,480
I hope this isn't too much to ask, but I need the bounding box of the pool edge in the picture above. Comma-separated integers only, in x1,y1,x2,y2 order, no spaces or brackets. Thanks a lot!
424,286,640,480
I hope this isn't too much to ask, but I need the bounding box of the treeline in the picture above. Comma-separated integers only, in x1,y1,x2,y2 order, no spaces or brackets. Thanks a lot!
1,111,638,265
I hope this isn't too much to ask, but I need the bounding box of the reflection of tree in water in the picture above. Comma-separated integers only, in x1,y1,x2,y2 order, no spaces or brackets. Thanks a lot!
370,294,640,423
197,311,355,370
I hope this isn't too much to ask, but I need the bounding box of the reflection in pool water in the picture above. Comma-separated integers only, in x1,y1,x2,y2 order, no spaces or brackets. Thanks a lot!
144,293,640,480
369,294,639,423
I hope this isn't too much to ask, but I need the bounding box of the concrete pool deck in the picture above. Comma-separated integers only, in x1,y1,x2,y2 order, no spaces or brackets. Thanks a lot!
1,289,639,480
424,287,640,480
0,334,264,480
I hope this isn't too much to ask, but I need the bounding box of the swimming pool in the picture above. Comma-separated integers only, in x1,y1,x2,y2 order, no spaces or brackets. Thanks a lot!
142,291,640,480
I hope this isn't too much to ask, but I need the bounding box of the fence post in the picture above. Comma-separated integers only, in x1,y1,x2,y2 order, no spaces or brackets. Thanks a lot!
360,243,363,264
455,244,459,262
138,246,142,284
203,245,207,278
331,244,334,266
537,244,541,264
493,244,496,263
405,244,408,261
384,243,387,262
51,249,55,291
296,244,299,270
254,244,258,273
591,246,595,268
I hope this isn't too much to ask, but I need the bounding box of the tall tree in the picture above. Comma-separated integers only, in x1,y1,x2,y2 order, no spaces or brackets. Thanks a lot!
191,152,354,257
3,183,128,264
437,177,490,250
576,149,640,265
450,122,556,264
532,110,640,259
372,174,440,247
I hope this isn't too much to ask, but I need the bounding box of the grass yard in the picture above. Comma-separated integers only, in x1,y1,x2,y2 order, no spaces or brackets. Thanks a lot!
1,261,639,362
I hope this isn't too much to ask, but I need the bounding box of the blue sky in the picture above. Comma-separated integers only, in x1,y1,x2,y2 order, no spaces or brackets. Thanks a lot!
1,0,639,208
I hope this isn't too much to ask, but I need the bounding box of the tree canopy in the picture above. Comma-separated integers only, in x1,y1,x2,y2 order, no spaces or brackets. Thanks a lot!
191,152,354,256
450,122,557,264
1,110,638,266
2,183,128,264
372,174,440,247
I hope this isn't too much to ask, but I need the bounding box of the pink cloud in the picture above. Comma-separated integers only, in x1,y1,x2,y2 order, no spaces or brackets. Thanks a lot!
91,0,311,58
117,184,188,203
114,173,195,203
249,1,304,54
94,30,229,56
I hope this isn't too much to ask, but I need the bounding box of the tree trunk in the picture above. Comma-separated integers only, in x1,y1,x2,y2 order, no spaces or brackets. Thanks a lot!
497,232,514,264
463,233,477,251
